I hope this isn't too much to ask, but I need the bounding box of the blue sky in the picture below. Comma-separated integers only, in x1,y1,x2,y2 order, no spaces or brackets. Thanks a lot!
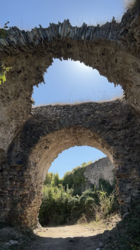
1,0,125,177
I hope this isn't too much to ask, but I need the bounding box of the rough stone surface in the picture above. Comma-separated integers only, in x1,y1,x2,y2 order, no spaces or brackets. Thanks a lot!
0,5,140,152
0,1,140,229
0,101,139,228
0,227,16,238
84,157,114,188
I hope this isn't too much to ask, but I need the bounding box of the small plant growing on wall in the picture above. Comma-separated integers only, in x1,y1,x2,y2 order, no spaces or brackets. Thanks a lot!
0,21,12,85
0,62,12,85
0,21,9,38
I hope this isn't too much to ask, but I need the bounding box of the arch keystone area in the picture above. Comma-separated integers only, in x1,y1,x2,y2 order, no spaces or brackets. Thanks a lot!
0,1,140,228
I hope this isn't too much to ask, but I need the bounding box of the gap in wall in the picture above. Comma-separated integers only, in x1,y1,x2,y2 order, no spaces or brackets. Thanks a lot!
32,59,123,106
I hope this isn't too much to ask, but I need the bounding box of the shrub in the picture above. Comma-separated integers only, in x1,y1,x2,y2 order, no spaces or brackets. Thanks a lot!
95,189,119,221
39,162,118,226
44,172,53,185
99,177,115,194
62,161,92,190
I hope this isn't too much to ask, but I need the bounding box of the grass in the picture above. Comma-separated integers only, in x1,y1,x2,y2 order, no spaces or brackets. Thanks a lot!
83,212,121,231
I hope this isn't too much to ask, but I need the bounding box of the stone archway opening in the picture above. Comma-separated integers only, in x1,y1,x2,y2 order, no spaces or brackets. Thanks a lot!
2,100,139,229
30,126,114,185
38,145,115,227
0,100,139,229
7,126,115,228
0,5,140,249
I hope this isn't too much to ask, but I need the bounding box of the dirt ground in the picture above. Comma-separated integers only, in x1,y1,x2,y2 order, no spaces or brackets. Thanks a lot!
27,214,121,250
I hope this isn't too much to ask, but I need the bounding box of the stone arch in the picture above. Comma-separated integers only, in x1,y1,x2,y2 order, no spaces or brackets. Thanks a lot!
0,2,140,229
0,5,140,152
2,100,140,228
8,126,114,228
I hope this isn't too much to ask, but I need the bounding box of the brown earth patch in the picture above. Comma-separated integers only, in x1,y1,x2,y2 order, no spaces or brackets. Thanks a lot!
26,214,121,250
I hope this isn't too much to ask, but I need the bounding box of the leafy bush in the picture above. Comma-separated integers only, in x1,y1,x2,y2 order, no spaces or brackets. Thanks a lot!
99,177,115,194
39,162,118,226
62,161,92,191
95,189,119,221
0,22,12,85
43,172,53,185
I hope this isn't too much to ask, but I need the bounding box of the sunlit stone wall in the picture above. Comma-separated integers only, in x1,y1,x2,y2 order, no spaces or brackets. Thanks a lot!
84,157,114,188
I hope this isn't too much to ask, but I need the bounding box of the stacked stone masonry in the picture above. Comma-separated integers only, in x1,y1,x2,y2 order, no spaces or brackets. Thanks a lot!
0,1,140,228
0,101,139,228
0,4,140,151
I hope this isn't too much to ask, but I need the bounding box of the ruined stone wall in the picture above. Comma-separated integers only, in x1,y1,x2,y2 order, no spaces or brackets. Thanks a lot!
0,101,139,228
0,4,140,154
0,1,140,229
84,157,114,188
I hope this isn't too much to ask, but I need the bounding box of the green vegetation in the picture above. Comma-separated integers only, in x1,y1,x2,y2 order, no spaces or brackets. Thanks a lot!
99,174,116,194
0,21,9,39
0,29,7,39
61,161,92,195
39,163,140,249
39,162,118,226
0,62,12,85
0,22,12,85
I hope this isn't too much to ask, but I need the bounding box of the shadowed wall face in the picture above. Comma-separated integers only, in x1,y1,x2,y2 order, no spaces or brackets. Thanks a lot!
0,101,139,228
